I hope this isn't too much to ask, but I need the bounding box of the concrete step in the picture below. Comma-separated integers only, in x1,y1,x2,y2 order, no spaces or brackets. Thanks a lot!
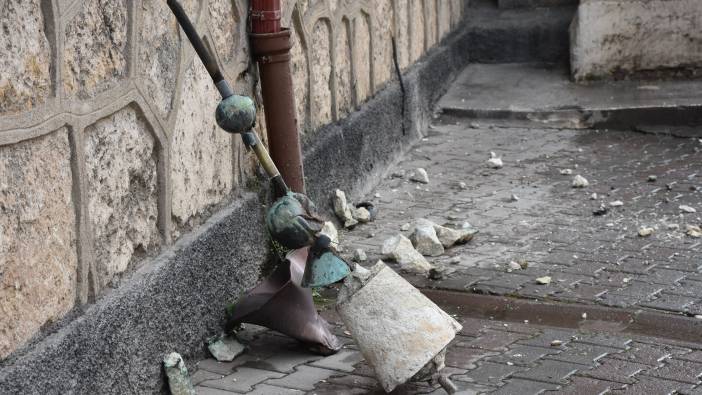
439,63,702,133
464,1,576,64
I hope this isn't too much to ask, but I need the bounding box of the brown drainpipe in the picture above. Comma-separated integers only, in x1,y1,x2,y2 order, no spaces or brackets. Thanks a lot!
250,0,305,194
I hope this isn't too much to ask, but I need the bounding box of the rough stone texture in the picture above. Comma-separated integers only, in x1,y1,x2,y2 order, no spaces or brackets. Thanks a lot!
353,14,372,104
171,60,233,232
439,0,452,39
85,106,160,290
396,0,411,69
409,0,425,63
63,0,128,98
372,0,394,88
137,0,179,119
381,234,434,273
335,20,354,117
451,0,463,28
290,23,309,134
310,19,333,128
571,0,702,81
410,219,445,257
208,0,245,67
0,129,77,359
425,0,438,49
0,0,52,114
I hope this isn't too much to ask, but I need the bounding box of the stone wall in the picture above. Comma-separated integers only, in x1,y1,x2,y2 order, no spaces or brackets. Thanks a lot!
0,0,464,360
571,0,702,81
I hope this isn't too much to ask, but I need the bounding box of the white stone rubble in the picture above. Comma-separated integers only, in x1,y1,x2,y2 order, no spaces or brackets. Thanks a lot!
381,234,433,273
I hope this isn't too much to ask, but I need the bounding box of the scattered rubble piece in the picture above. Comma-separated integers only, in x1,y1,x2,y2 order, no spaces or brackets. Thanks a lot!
508,261,522,271
638,227,655,237
410,168,429,184
590,193,598,200
609,200,624,207
686,225,702,238
470,122,481,129
410,219,445,256
572,175,589,188
207,335,245,362
353,248,368,262
593,204,609,216
667,223,680,230
333,189,358,228
434,222,478,248
509,194,519,202
400,223,411,231
163,352,195,395
581,313,587,320
560,169,573,175
696,315,702,320
355,202,378,221
536,276,552,285
353,207,371,223
390,170,405,179
458,182,467,190
381,234,434,273
486,152,504,169
428,267,445,281
648,175,658,182
550,340,563,347
320,221,341,251
449,256,462,265
680,205,697,213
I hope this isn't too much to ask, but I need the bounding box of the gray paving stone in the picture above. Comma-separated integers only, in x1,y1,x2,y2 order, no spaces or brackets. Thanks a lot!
265,365,336,391
578,357,650,384
546,342,619,365
195,386,236,395
490,378,560,395
646,358,702,384
485,344,561,366
310,349,364,372
512,359,588,384
453,362,524,385
192,370,223,386
199,367,284,393
245,349,324,373
248,383,303,394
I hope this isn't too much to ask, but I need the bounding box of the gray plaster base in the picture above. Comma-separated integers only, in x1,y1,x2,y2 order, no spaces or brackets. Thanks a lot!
0,11,474,395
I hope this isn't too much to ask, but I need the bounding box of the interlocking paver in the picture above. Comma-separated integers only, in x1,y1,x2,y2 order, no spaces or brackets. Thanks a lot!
490,378,560,395
199,367,284,393
646,358,702,384
265,365,336,391
577,357,650,384
309,349,364,372
512,359,588,384
546,342,618,365
453,362,524,385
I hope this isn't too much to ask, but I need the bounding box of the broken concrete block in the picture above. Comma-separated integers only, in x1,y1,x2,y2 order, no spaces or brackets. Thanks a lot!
409,219,444,256
680,205,697,213
560,169,573,175
163,352,195,395
686,225,702,238
433,223,478,248
353,248,367,262
638,227,654,237
381,234,433,273
333,189,358,228
486,152,504,169
609,200,624,207
353,207,371,223
536,276,552,285
320,221,341,252
572,175,589,188
410,168,429,184
207,335,245,362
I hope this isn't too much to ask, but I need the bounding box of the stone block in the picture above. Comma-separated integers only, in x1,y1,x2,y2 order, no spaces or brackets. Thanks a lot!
85,105,160,289
63,0,128,98
138,0,180,118
372,0,394,89
208,0,246,67
395,0,411,69
0,129,77,359
409,0,425,63
335,20,354,117
352,15,371,104
310,20,333,128
290,23,309,133
0,0,52,114
571,0,702,81
171,59,233,232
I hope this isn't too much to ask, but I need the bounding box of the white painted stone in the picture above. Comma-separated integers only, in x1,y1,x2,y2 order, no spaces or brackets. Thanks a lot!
571,0,702,81
572,175,589,188
434,223,478,248
410,219,445,257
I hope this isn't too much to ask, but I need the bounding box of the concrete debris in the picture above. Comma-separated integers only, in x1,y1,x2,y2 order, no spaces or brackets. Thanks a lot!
680,205,697,213
486,152,504,169
410,219,445,256
581,313,587,320
667,223,680,230
509,194,520,202
163,352,195,395
381,234,434,273
428,267,445,281
572,175,589,188
686,225,702,238
696,315,702,320
536,276,552,285
609,200,624,207
470,122,481,129
648,175,658,182
508,261,522,271
353,248,368,262
207,335,245,362
434,222,478,248
353,207,371,223
401,223,411,231
638,227,654,237
590,193,598,200
560,169,573,175
593,204,608,216
320,221,341,252
410,168,429,184
550,340,563,347
391,170,405,179
458,182,467,190
333,189,358,228
449,256,462,264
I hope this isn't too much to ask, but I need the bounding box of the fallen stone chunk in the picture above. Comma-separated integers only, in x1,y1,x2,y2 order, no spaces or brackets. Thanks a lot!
458,182,467,190
355,202,377,221
333,189,358,228
667,223,680,230
648,175,657,182
486,152,503,169
508,261,522,271
638,227,654,237
590,193,598,200
163,352,195,395
609,200,624,207
400,223,411,231
410,168,429,184
320,221,341,252
560,169,573,175
680,205,697,214
686,225,702,238
390,170,405,179
207,335,245,362
381,234,433,273
550,340,563,347
593,204,608,216
536,276,552,285
572,175,589,188
509,194,519,202
434,223,478,248
353,207,371,223
410,219,445,256
353,248,367,262
428,267,445,281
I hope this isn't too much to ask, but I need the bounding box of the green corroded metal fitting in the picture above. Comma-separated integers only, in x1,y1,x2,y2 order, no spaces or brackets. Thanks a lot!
215,95,257,134
301,248,351,288
266,192,322,250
